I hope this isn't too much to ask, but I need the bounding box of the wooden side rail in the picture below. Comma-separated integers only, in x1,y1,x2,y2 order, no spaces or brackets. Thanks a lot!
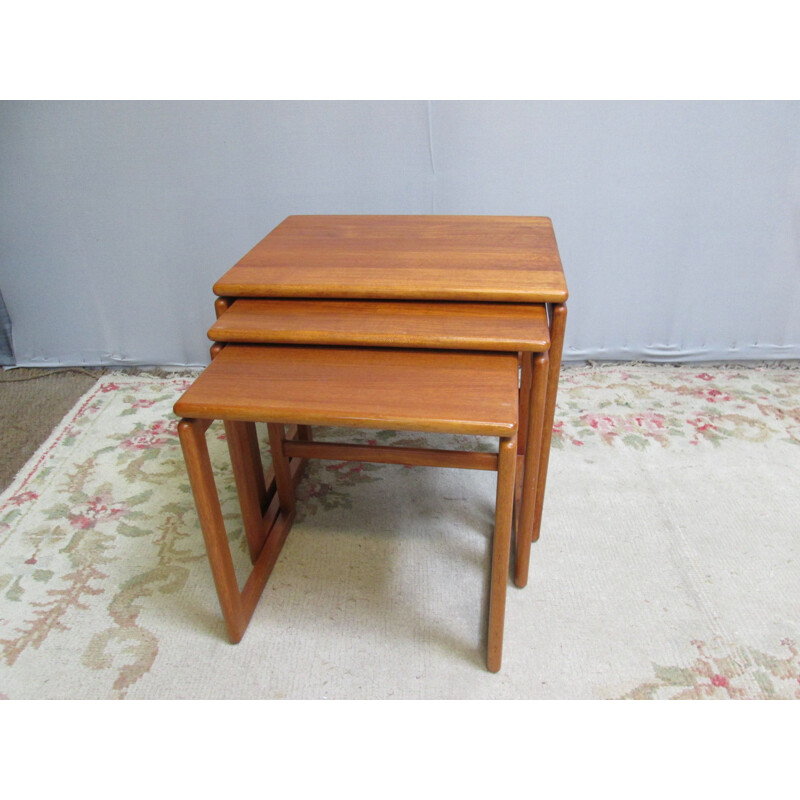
282,440,498,471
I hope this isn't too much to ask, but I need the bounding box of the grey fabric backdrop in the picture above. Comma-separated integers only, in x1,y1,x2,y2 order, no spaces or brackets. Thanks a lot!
0,290,13,365
1,101,798,366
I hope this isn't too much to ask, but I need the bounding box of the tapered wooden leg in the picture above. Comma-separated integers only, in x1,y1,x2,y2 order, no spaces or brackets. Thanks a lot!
517,351,533,456
513,351,533,539
267,423,296,513
225,420,269,563
532,302,567,543
487,432,517,673
178,418,247,643
515,351,549,587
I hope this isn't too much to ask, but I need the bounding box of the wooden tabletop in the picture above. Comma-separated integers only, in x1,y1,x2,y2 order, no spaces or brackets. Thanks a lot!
209,299,551,352
213,215,568,303
174,344,519,436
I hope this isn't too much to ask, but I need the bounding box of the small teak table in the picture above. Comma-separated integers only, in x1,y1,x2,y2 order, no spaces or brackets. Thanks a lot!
176,215,568,672
175,345,521,671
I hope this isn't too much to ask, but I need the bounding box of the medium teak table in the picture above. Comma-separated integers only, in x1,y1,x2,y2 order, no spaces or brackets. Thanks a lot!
213,215,568,555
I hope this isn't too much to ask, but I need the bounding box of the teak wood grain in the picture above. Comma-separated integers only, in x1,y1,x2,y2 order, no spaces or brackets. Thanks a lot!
213,215,568,303
209,299,550,352
174,344,519,437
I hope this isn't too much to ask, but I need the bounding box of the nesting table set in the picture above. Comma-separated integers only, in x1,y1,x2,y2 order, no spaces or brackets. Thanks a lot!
174,215,568,672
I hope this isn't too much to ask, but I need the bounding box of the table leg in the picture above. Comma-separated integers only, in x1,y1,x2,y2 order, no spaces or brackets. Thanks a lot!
267,423,297,513
518,352,533,455
297,424,313,442
514,352,533,534
224,420,269,563
178,417,296,644
214,296,232,318
487,432,517,673
178,418,248,643
514,351,548,587
532,302,567,543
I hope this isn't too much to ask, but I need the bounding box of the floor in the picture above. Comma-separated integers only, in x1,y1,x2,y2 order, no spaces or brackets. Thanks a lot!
0,368,101,492
0,367,180,492
3,362,799,699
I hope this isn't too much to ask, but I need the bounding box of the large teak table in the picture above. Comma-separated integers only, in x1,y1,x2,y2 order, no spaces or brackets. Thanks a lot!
213,215,568,559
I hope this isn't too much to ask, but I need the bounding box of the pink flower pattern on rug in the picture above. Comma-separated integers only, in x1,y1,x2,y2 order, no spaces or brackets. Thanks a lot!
553,366,800,449
621,638,800,700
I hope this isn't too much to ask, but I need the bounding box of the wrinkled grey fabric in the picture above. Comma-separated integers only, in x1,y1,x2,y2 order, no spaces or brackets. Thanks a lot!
0,290,13,366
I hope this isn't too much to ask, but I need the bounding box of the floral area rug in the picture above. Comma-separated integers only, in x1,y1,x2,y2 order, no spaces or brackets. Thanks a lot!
1,364,799,699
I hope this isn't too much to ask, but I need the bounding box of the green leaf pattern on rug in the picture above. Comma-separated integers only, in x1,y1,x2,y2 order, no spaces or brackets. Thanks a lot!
0,379,200,692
